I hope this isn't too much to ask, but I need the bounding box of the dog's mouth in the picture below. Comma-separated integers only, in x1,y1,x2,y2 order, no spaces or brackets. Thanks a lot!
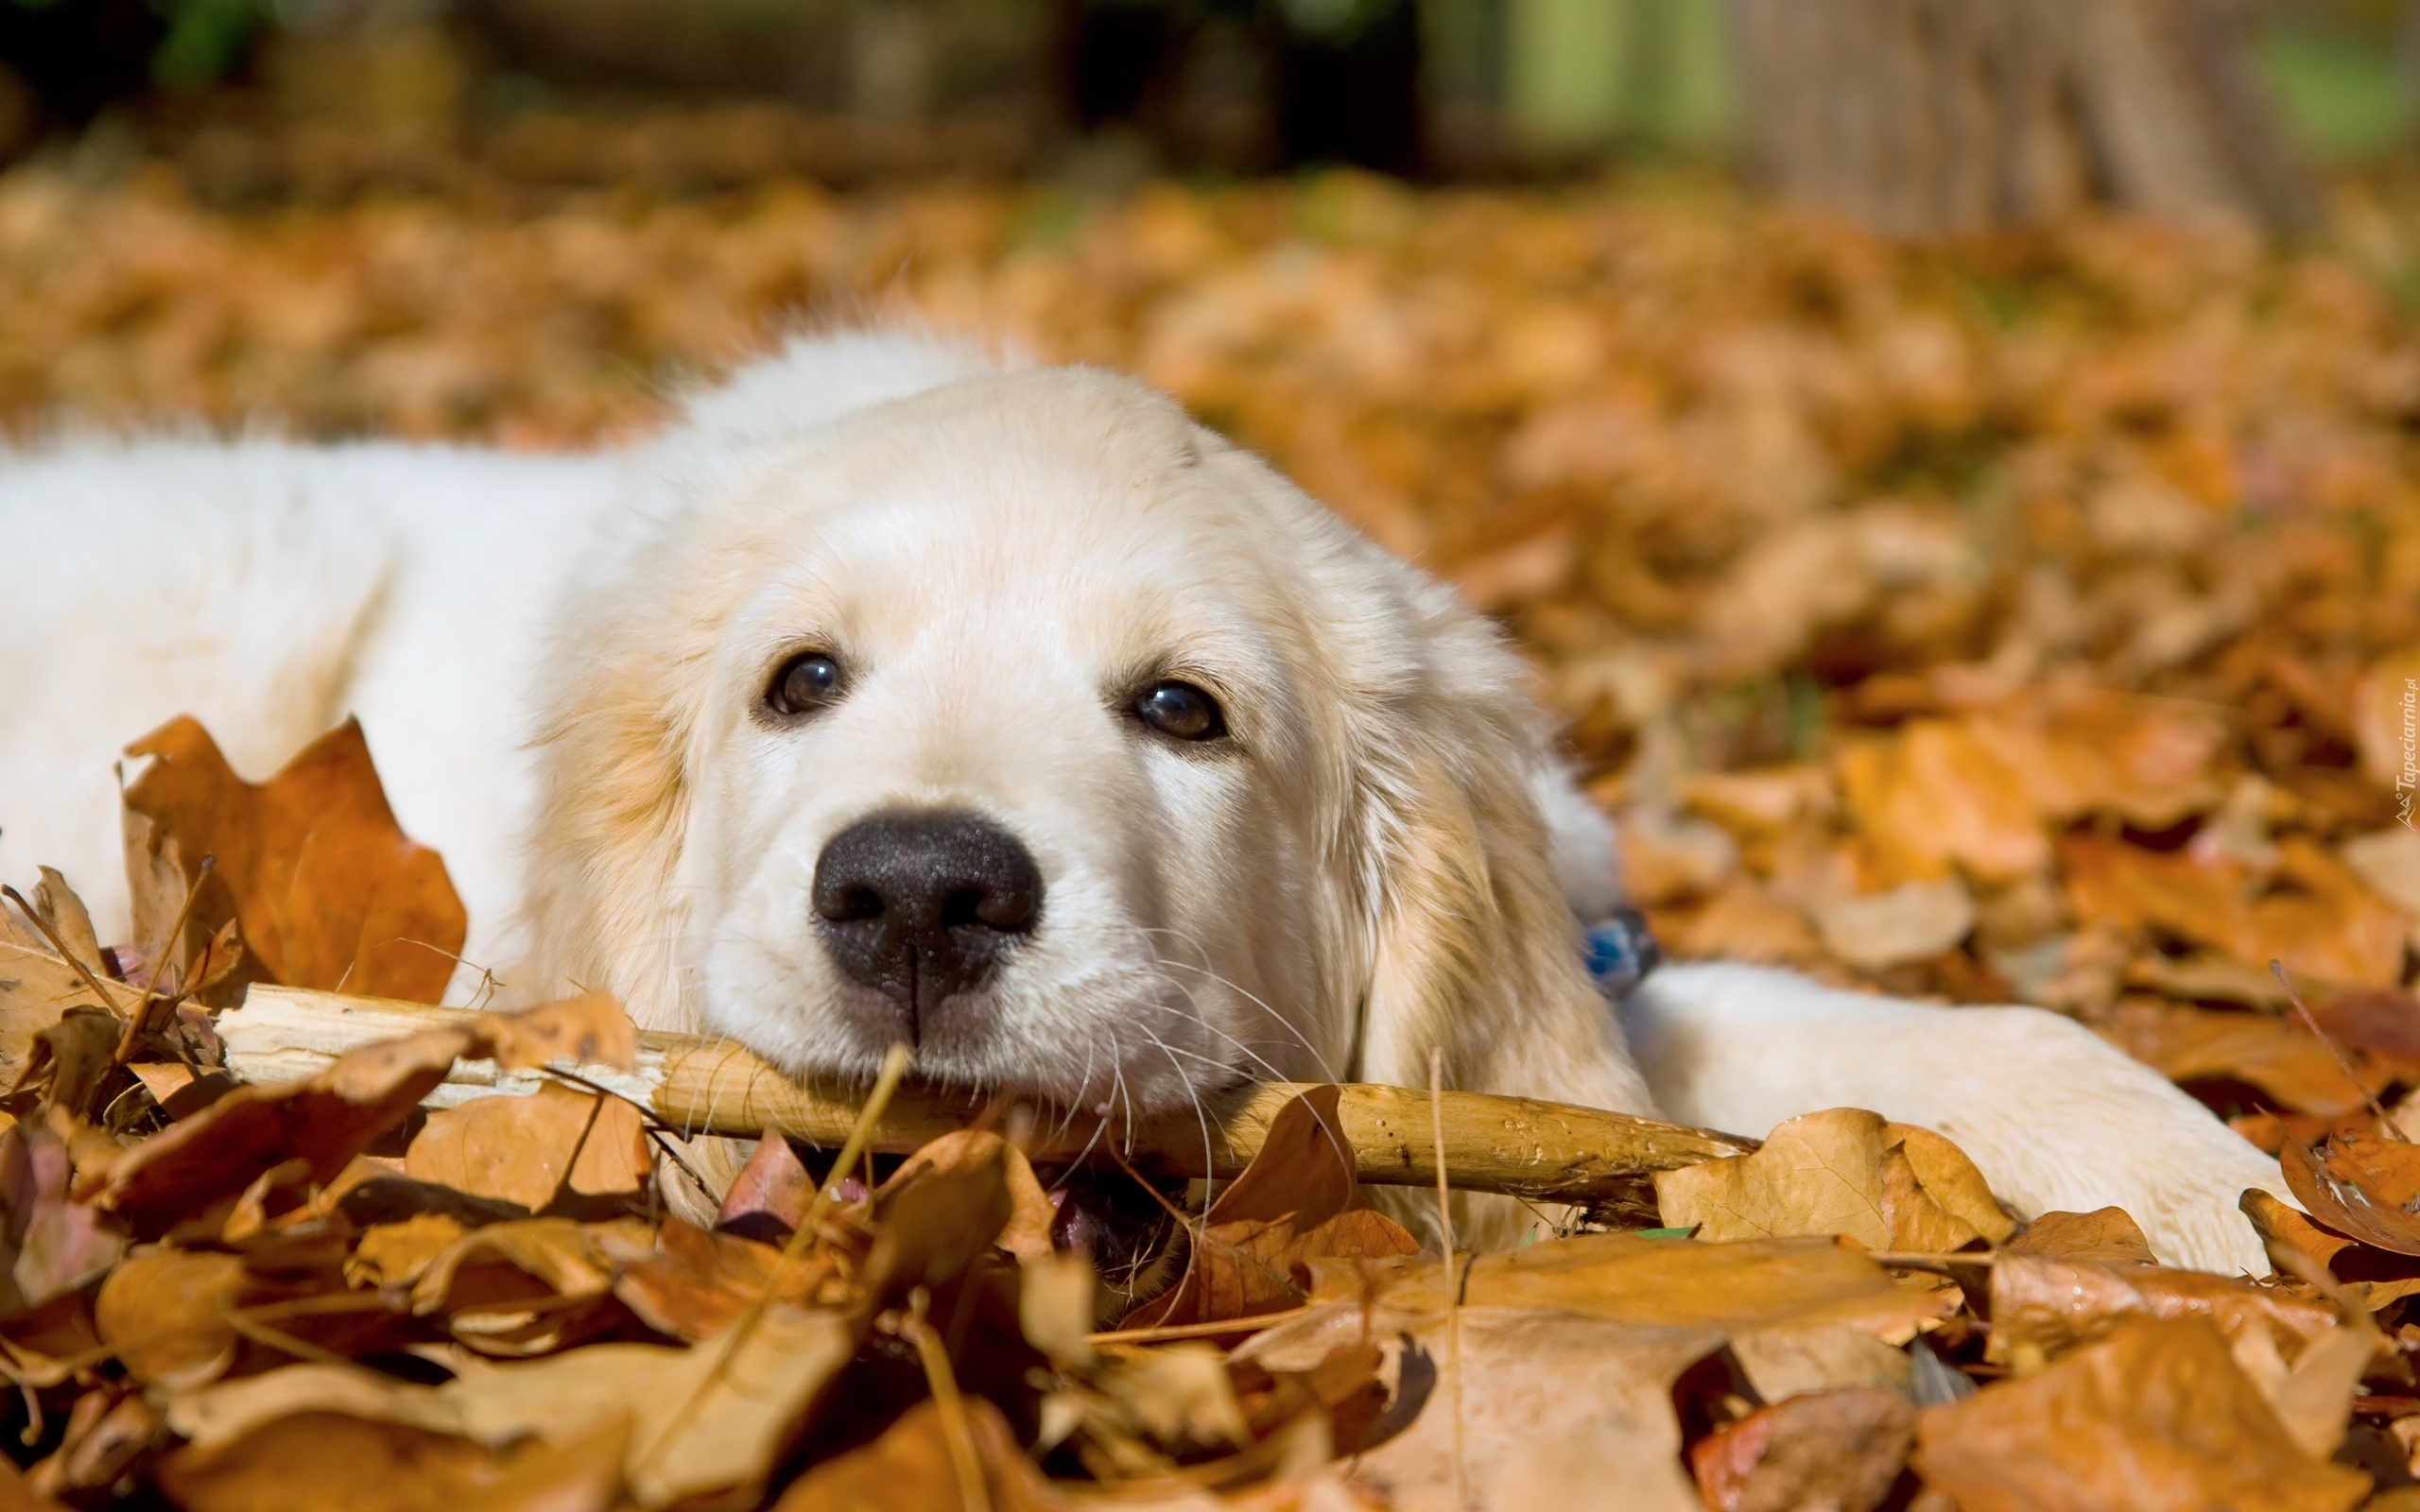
773,1146,1187,1313
1034,1161,1186,1304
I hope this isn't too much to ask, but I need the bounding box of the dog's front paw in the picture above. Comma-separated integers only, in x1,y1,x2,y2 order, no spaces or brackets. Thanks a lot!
1625,967,2293,1275
1886,1009,2290,1276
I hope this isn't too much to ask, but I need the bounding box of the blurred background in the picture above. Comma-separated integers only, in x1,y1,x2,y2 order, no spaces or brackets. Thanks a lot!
0,0,2410,209
12,0,2420,1131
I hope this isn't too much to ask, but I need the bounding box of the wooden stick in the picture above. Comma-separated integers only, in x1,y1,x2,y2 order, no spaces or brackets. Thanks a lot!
216,986,1757,1205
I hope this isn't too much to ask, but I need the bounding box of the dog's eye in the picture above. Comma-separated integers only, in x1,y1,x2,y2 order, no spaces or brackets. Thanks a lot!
769,652,844,716
1135,680,1225,742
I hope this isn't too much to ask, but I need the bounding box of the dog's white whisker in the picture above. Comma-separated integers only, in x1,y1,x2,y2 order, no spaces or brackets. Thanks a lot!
1133,1022,1218,1213
1121,921,1340,1082
1151,964,1321,1087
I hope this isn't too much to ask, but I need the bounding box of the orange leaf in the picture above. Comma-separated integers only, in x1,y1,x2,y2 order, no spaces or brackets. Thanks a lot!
98,994,635,1237
1914,1316,2368,1512
2279,1134,2420,1259
405,1082,649,1214
122,716,467,1003
1122,1087,1417,1330
1838,719,2048,886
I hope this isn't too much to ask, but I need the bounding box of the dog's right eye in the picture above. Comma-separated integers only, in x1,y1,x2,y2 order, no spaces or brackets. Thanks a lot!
1135,679,1225,742
768,652,844,716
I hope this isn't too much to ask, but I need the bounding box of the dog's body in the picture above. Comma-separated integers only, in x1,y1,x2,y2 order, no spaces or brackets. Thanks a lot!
2,332,2286,1270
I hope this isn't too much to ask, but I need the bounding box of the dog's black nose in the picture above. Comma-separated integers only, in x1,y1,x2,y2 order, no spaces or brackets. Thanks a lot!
811,810,1043,1037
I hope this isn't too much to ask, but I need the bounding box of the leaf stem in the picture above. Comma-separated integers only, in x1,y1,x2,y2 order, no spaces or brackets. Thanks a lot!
905,1287,992,1512
1,885,125,1022
2271,959,2405,1142
1430,1048,1467,1512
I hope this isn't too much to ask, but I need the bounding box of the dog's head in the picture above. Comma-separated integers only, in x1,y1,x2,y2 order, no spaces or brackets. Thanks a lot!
524,364,1632,1119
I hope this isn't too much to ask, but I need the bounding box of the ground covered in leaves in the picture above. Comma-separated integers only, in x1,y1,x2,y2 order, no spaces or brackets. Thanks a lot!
10,135,2420,1508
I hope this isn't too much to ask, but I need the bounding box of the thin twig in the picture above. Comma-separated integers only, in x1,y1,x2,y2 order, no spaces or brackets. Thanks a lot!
542,1064,672,1128
220,1299,354,1367
537,1063,720,1201
639,1041,911,1476
2272,960,2406,1142
549,1085,609,1211
1086,1305,1316,1346
1,885,125,1019
643,1125,720,1207
1863,1250,1998,1274
1430,1048,1467,1512
1101,1137,1200,1232
118,854,215,1060
905,1288,992,1512
1101,1133,1210,1307
1101,1136,1304,1310
385,937,506,1011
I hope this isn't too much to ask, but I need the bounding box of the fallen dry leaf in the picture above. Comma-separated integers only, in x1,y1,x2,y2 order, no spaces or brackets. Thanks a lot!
1812,878,1979,971
1689,1385,1916,1512
2063,833,2405,989
717,1129,813,1241
0,871,139,1087
0,1122,124,1314
408,1216,649,1354
169,1303,855,1508
2342,827,2420,919
1913,1315,2370,1512
347,1211,469,1290
1072,1341,1253,1460
122,716,467,1004
1654,1107,2014,1253
1125,1085,1418,1330
2269,1323,2377,1460
772,1397,1071,1512
2102,1000,2372,1118
21,1008,121,1122
611,1216,842,1342
96,992,636,1237
2280,1133,2420,1258
2007,1207,2159,1266
450,1418,628,1512
1839,720,2048,886
861,1128,1023,1308
156,1410,506,1512
1459,1230,1962,1340
1240,1229,1961,1430
1348,1309,1715,1512
26,1389,160,1500
405,1081,649,1214
1984,1249,2338,1371
0,1457,64,1511
1670,878,1824,965
94,1247,249,1387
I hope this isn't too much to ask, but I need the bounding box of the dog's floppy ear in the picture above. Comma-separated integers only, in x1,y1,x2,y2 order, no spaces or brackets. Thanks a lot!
519,538,708,1031
1340,591,1656,1125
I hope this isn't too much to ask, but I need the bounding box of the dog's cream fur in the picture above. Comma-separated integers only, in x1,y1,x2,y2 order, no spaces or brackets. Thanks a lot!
1,332,2287,1271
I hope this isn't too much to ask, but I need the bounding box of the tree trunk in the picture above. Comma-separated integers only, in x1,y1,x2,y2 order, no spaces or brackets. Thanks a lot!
1727,0,2312,235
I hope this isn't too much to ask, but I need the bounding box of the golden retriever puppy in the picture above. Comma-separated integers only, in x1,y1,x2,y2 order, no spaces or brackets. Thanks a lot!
1,332,2286,1271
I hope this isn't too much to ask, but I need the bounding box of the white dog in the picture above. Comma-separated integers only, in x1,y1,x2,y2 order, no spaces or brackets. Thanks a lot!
0,332,2286,1270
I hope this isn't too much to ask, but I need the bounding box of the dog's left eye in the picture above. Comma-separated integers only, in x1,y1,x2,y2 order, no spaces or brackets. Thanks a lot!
768,652,844,716
1135,680,1225,742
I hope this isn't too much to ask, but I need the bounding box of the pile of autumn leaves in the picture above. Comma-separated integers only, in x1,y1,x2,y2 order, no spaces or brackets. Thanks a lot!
8,155,2420,1040
14,144,2420,1506
0,700,2410,1508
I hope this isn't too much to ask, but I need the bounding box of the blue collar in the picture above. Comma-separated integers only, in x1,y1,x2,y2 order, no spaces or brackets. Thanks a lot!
1583,906,1661,999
